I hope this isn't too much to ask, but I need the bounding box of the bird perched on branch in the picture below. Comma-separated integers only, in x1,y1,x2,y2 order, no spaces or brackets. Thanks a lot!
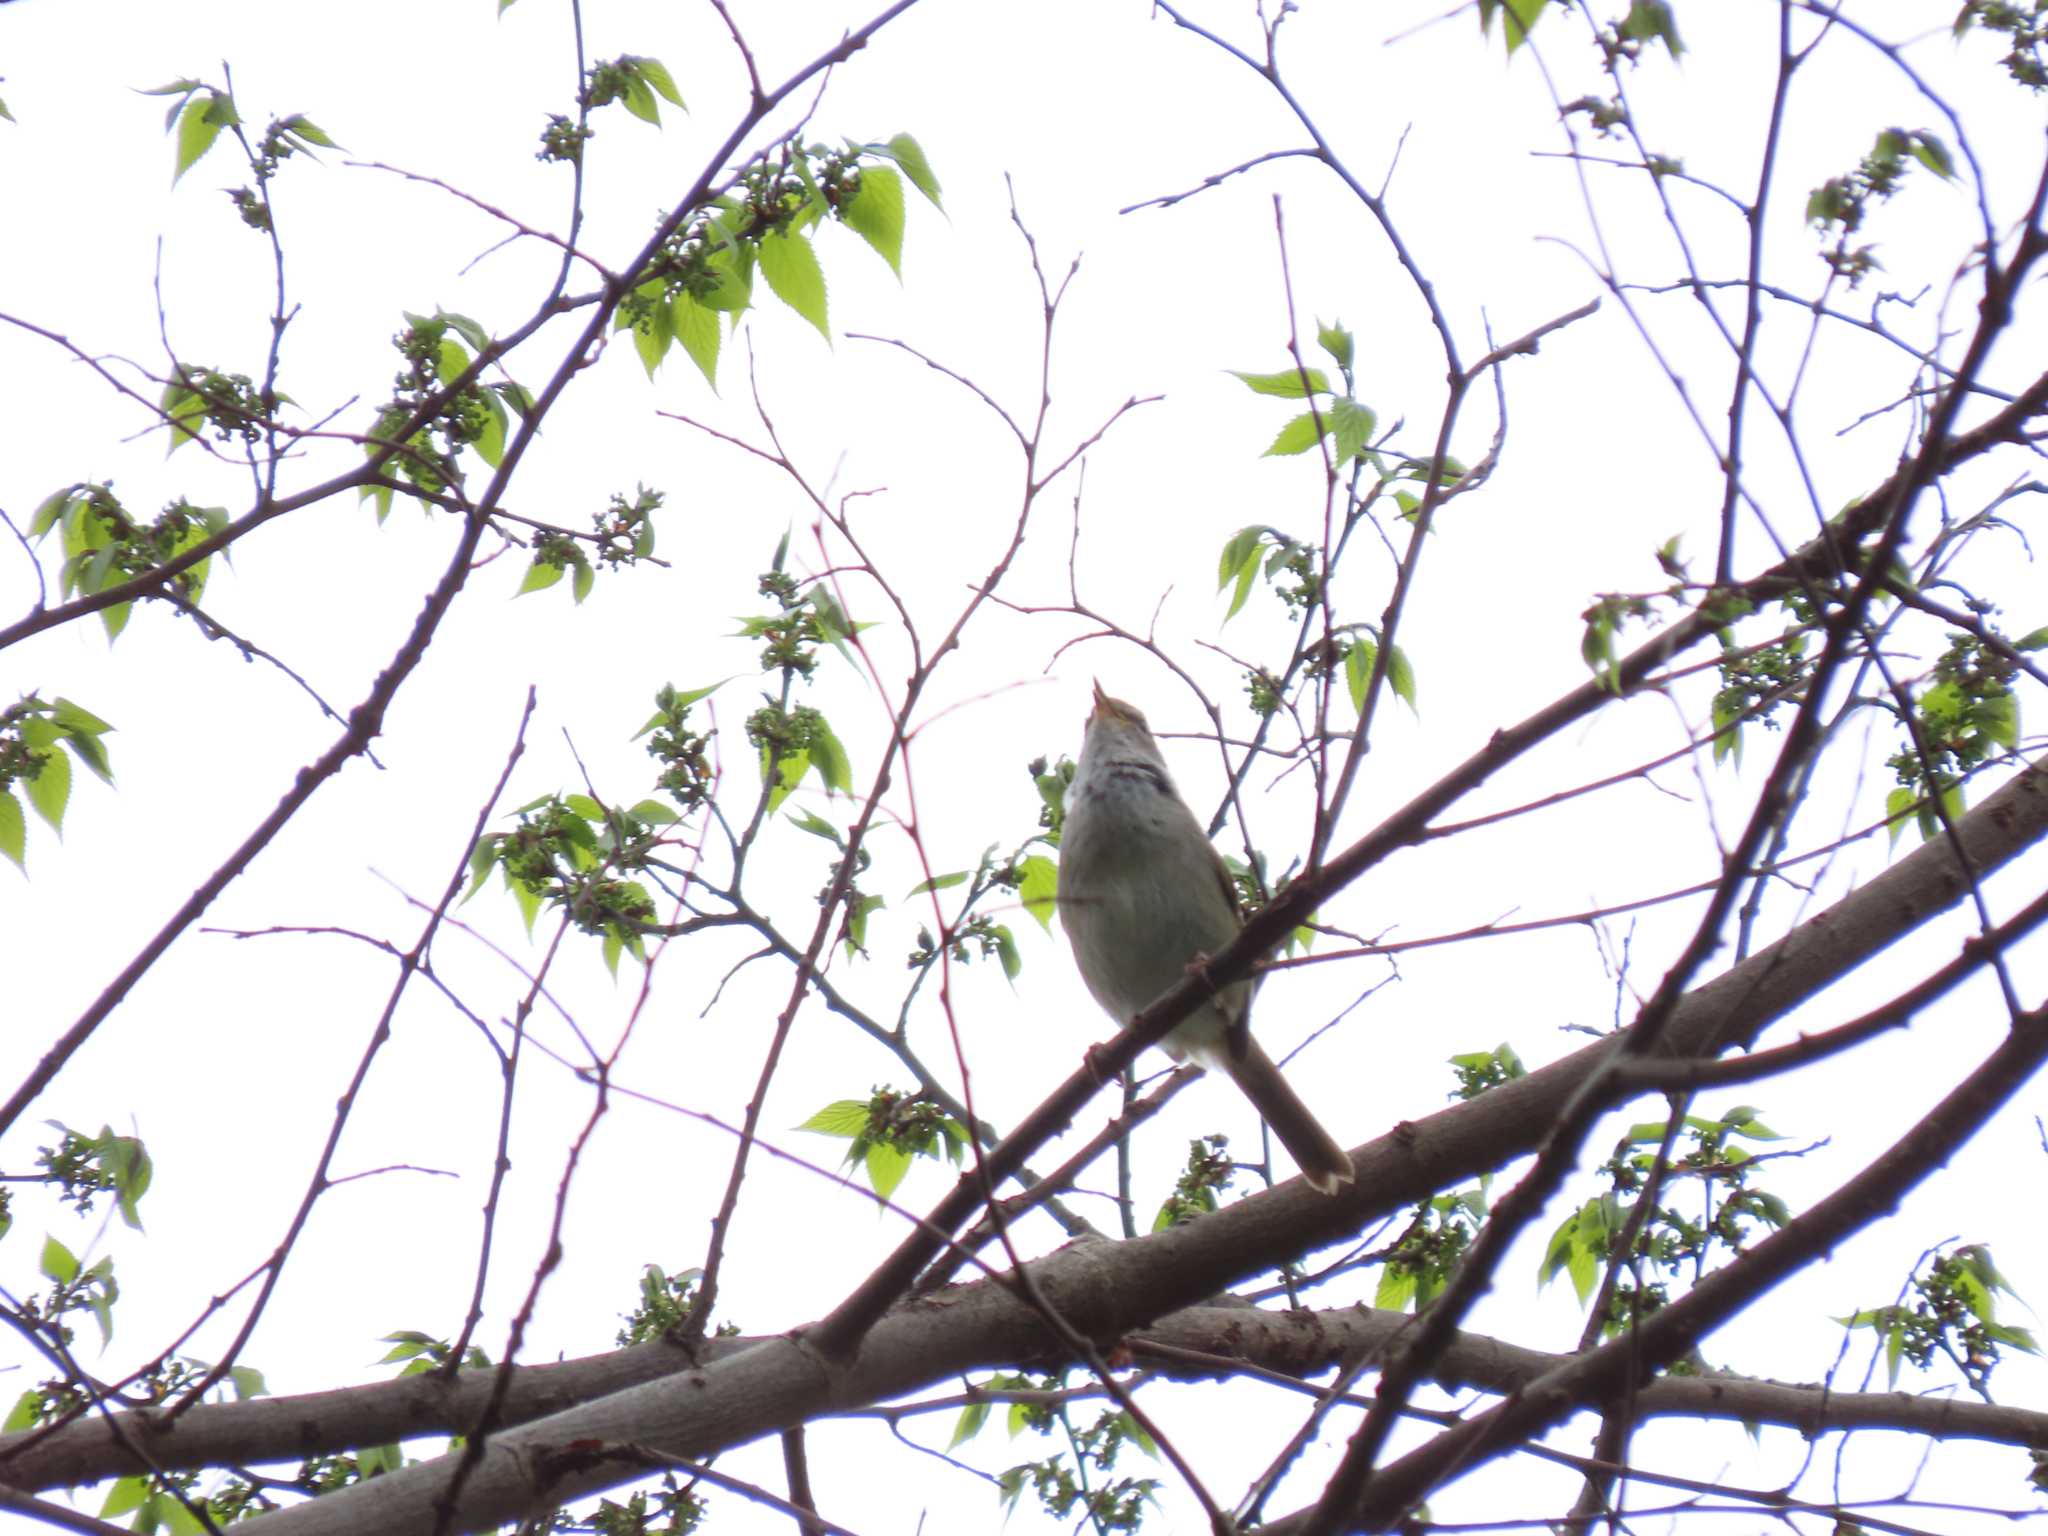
1058,682,1353,1195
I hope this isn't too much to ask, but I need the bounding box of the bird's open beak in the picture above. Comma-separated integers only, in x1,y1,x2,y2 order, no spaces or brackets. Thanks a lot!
1090,678,1113,720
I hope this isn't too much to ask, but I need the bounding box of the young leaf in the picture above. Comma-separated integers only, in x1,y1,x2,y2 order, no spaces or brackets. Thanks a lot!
1264,411,1324,457
1017,854,1058,932
672,291,721,386
172,89,236,184
22,727,71,831
758,228,830,339
841,164,906,276
879,132,943,208
1229,367,1330,399
0,790,25,869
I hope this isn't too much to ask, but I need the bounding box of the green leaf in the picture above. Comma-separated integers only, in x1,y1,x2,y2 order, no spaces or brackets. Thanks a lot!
101,1475,151,1520
571,551,595,604
635,56,685,110
0,790,24,869
629,799,680,826
173,89,236,184
2015,626,2048,652
1264,410,1324,457
1374,1262,1416,1313
278,113,339,151
810,716,852,794
672,291,721,386
785,809,843,844
949,1397,991,1450
1909,130,1955,180
757,228,830,339
28,486,76,538
464,836,498,901
228,1365,269,1400
1983,690,2020,751
1328,397,1377,464
763,747,810,814
1619,0,1685,56
518,556,565,595
909,870,969,896
865,1139,912,1203
1345,637,1376,713
473,389,508,469
1479,0,1548,51
1317,320,1354,370
796,1099,873,1138
625,282,675,375
1216,525,1265,621
1229,367,1330,399
696,240,755,314
1387,643,1418,712
5,1391,40,1433
843,891,885,957
163,380,206,453
992,923,1021,983
841,163,906,276
22,725,70,831
1884,785,1916,848
1017,854,1058,932
40,1235,79,1284
879,132,943,208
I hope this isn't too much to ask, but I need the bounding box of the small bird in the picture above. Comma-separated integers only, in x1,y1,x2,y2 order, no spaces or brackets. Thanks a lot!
1058,682,1354,1194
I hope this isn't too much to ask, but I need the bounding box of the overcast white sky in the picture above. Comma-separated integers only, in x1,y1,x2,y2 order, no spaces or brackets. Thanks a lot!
4,1,2047,1531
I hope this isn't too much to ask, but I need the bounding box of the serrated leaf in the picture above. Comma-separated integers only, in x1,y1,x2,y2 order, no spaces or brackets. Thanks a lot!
1017,854,1058,932
1230,367,1330,399
881,132,942,207
0,791,24,869
757,228,830,339
865,1139,912,1203
173,90,235,184
1264,410,1324,457
1328,396,1377,464
672,291,721,386
23,733,70,832
636,56,685,109
796,1099,873,1138
1317,320,1354,370
628,286,675,375
842,163,906,276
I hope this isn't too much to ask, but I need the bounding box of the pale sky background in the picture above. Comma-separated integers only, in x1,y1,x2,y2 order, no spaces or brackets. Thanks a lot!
4,1,2047,1532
